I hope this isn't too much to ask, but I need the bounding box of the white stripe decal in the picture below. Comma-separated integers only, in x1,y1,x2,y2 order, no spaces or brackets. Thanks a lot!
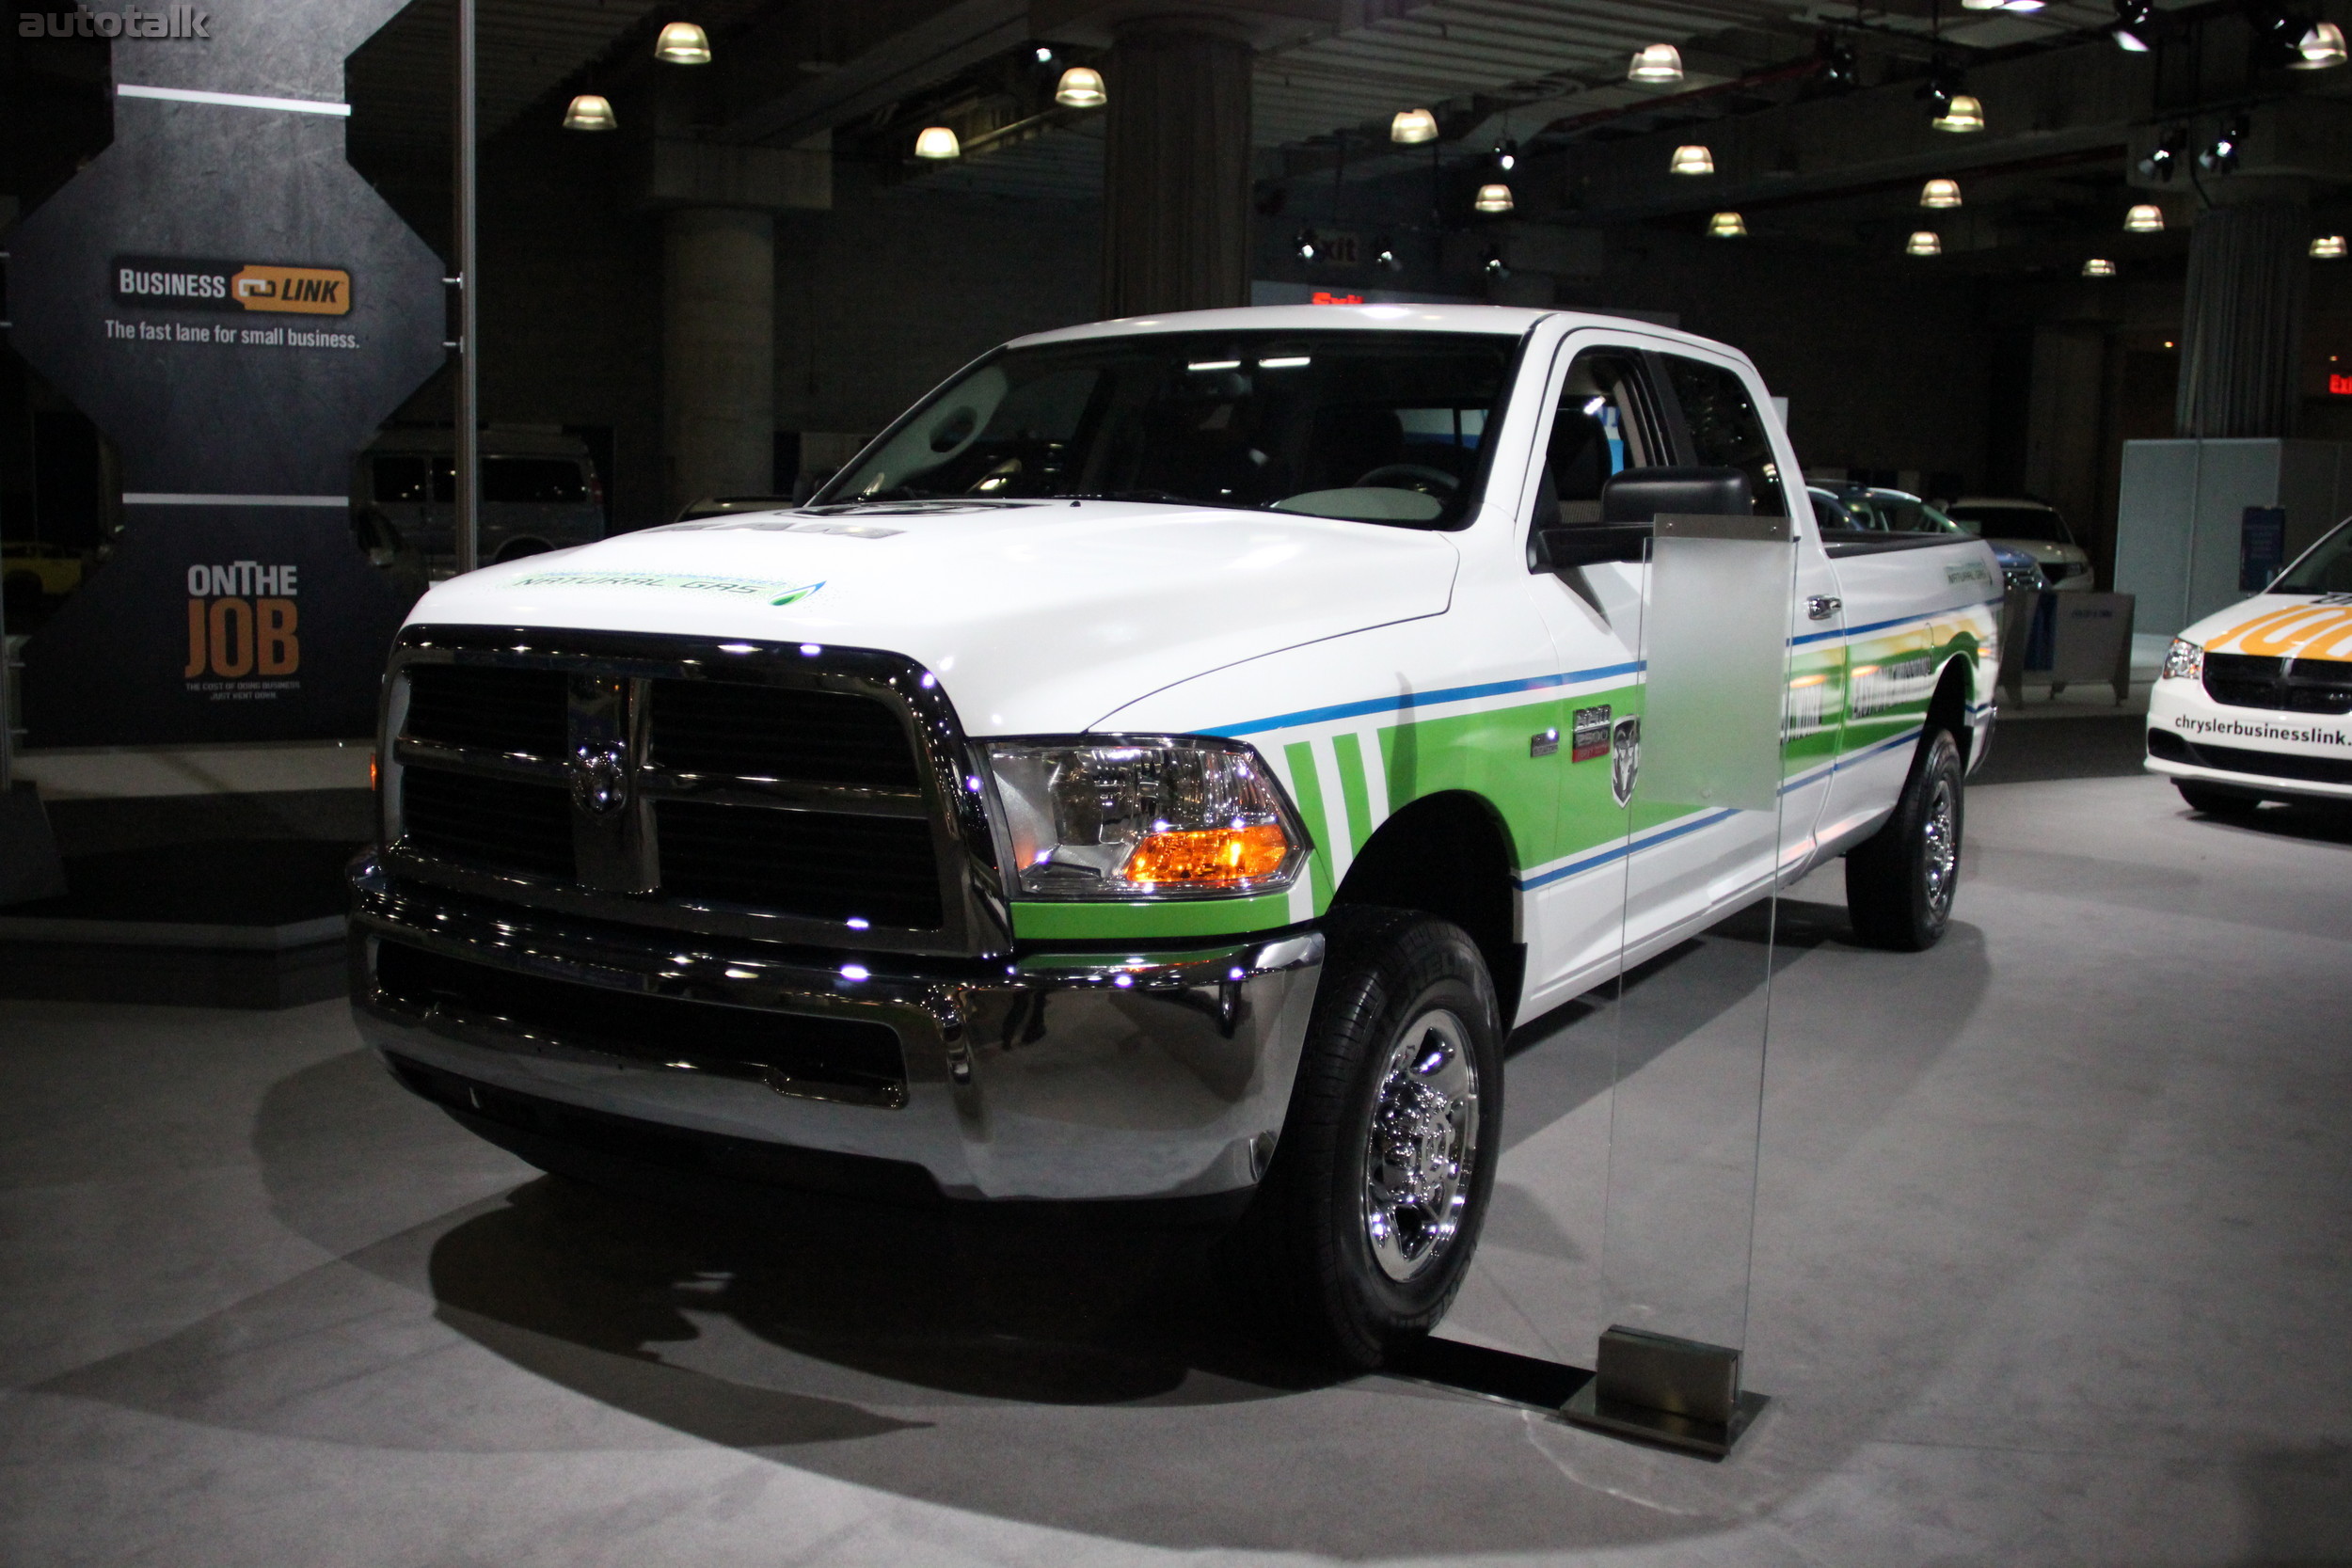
1311,737,1355,886
117,84,353,117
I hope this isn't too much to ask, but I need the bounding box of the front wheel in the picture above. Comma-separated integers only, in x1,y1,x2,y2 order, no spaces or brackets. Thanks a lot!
1231,908,1502,1372
1846,728,1964,951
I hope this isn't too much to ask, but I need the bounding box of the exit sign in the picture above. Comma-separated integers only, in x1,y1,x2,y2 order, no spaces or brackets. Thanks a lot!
2331,372,2352,396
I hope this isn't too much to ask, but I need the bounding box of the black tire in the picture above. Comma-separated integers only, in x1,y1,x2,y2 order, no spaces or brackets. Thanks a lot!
2175,780,2263,816
1846,727,1964,952
1230,906,1503,1372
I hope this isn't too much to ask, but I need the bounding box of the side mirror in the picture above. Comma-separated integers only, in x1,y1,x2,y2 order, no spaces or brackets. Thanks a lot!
1599,466,1752,522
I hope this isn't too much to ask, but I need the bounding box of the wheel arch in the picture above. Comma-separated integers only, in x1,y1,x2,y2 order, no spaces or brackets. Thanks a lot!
1928,650,1975,766
1328,788,1524,1028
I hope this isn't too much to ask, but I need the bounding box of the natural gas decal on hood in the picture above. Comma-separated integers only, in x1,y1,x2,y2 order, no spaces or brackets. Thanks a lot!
2201,601,2352,662
506,569,824,607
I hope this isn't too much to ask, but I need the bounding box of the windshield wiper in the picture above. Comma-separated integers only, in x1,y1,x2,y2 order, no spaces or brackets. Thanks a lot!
1057,490,1223,508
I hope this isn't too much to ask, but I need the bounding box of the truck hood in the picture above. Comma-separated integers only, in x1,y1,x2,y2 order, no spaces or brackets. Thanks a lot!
2180,592,2352,663
405,499,1460,734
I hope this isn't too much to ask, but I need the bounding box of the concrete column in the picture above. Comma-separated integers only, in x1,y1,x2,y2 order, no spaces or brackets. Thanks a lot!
2176,186,2309,438
1099,22,1252,317
663,207,774,515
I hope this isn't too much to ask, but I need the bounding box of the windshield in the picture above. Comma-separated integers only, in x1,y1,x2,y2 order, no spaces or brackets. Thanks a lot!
2271,517,2352,594
816,330,1520,528
1947,503,2073,546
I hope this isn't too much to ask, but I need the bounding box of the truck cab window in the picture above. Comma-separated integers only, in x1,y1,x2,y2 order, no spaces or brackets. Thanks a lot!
1532,351,1666,528
1661,355,1786,516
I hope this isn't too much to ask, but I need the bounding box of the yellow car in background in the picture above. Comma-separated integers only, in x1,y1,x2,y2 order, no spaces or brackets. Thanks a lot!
3,541,86,610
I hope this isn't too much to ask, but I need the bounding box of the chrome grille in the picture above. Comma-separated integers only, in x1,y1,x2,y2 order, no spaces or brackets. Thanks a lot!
383,626,1011,956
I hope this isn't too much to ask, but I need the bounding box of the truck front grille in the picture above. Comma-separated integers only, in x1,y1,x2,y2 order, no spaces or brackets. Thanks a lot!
648,679,922,787
384,629,1006,956
656,800,942,925
401,768,576,879
404,664,571,756
2203,653,2352,715
374,940,908,1108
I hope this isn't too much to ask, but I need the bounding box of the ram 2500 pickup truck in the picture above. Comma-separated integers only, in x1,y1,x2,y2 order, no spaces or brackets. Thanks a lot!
351,305,2002,1370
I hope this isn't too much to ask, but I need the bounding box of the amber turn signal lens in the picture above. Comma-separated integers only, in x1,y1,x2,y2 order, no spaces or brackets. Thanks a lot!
1122,824,1290,887
369,752,379,792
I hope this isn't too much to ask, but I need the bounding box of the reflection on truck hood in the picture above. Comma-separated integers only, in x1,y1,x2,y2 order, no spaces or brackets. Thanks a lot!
405,499,1461,734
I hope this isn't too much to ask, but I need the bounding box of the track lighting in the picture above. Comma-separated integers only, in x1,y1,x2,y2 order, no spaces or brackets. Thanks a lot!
1493,138,1518,173
1294,228,1320,261
562,94,616,131
1375,239,1403,272
1920,178,1962,208
654,20,710,64
914,126,961,160
1816,35,1859,91
2112,0,2154,51
1391,108,1438,144
1629,43,1683,84
1483,245,1510,278
2198,115,2246,175
2124,203,2165,232
2138,127,2186,182
1033,44,1055,63
1670,145,1715,175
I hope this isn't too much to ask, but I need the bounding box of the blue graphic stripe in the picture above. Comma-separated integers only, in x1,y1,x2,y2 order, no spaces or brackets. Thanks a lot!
1204,661,1645,738
1511,723,1927,893
1791,595,2006,647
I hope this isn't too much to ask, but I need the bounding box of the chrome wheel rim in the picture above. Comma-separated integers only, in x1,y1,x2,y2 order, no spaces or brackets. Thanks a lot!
1922,776,1958,917
1361,1008,1480,1283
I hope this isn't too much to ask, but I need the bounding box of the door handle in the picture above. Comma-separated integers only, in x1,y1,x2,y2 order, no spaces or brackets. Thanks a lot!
1806,594,1842,621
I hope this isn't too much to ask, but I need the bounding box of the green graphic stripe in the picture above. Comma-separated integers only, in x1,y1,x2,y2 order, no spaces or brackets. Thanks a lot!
1332,732,1375,855
1009,894,1294,942
1283,739,1337,911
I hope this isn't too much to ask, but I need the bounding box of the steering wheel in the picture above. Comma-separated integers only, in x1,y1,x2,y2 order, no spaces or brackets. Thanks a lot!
1353,464,1459,497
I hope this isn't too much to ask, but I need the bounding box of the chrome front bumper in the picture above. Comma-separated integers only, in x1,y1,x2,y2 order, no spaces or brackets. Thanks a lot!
348,856,1325,1201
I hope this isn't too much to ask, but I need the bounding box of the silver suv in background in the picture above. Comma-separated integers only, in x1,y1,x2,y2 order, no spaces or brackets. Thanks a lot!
1942,497,2094,590
353,428,606,585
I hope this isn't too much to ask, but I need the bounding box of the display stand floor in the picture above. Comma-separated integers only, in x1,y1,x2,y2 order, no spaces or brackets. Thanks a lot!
2,768,2347,1564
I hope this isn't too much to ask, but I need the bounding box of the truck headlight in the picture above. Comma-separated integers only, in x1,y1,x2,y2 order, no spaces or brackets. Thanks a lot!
984,737,1311,899
2162,638,2203,681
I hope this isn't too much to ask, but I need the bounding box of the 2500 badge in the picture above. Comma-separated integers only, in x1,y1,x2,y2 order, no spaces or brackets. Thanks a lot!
112,255,352,316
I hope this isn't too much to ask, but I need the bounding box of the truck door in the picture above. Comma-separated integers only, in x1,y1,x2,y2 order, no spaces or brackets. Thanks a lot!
1616,351,1840,952
1515,341,1675,1006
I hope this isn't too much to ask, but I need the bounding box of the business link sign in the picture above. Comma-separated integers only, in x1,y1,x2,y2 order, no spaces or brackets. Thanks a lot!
115,256,353,314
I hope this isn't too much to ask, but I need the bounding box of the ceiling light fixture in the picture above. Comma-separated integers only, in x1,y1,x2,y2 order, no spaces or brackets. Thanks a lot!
1493,137,1519,172
2124,202,2165,232
562,93,617,131
1474,182,1516,213
2082,258,2117,277
1483,245,1510,278
1055,66,1106,107
1907,230,1943,255
1920,178,1962,208
2138,127,2186,182
1816,34,1859,90
1391,107,1438,144
1375,239,1403,271
914,125,961,159
2294,20,2346,67
1629,43,1684,84
2313,234,2349,259
1708,211,1749,238
2199,115,2246,175
1932,93,1984,132
1294,228,1320,261
654,20,711,64
1670,145,1715,175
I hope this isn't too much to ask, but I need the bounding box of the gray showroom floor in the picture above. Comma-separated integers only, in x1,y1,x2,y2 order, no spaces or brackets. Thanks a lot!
4,771,2349,1568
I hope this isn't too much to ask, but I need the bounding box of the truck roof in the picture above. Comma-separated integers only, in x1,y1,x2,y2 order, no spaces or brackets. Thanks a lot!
1009,303,1742,357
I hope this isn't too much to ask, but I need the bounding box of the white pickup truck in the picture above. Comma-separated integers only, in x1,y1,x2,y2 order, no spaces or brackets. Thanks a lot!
351,305,2002,1369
